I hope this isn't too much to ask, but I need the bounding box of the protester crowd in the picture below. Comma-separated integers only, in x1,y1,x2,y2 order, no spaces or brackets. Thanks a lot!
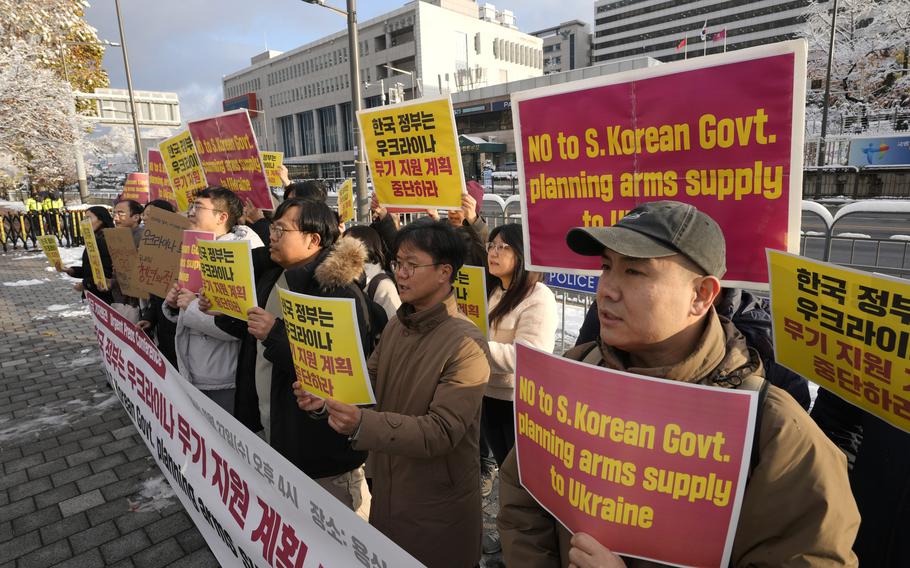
55,174,908,568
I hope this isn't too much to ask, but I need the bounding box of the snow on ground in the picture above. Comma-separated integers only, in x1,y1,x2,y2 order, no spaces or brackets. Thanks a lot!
0,391,118,443
12,254,45,261
128,475,177,513
2,279,50,286
0,199,27,212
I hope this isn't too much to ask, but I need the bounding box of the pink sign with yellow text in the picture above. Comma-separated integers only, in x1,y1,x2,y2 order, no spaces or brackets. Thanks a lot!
147,149,177,208
187,109,273,209
514,342,757,568
512,41,806,288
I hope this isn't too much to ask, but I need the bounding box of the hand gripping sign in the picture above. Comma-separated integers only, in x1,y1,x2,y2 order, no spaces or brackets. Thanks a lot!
512,40,807,288
358,96,466,209
769,250,910,433
85,292,422,568
277,287,376,406
197,239,256,321
514,342,757,568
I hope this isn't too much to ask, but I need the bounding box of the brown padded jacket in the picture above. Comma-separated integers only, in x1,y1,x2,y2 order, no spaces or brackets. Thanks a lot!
498,310,860,568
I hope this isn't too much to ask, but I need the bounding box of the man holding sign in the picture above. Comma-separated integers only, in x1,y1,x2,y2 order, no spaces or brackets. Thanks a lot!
498,201,859,567
162,187,264,414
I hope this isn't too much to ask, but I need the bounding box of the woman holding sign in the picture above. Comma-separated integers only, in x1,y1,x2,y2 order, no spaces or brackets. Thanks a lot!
483,224,557,466
65,206,115,305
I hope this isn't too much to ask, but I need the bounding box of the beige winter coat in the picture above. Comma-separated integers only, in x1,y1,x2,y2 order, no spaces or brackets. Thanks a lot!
353,293,491,568
486,282,558,400
498,310,860,567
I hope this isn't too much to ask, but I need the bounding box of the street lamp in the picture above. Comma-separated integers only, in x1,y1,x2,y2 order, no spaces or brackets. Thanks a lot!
114,0,144,172
302,0,369,222
384,64,420,99
817,0,839,167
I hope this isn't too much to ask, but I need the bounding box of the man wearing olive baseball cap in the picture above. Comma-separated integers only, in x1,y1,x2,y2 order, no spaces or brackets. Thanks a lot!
497,201,859,568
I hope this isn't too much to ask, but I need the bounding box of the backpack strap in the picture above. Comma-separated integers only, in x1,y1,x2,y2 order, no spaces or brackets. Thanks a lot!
366,272,390,301
580,342,602,365
738,375,770,479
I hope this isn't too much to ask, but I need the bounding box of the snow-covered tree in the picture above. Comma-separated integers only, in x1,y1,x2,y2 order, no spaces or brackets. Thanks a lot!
0,0,110,99
0,39,87,190
802,0,910,119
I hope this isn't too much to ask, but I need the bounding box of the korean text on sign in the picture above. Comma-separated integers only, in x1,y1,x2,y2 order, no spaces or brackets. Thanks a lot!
159,130,207,212
358,97,465,209
277,288,375,405
769,250,910,433
197,239,256,321
80,218,108,291
453,265,489,338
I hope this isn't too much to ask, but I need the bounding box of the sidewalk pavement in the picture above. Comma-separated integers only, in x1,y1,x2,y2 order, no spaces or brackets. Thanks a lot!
0,250,218,568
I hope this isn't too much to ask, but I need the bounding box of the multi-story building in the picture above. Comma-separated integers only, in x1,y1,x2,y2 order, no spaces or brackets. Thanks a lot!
592,0,811,64
531,20,592,75
222,0,543,179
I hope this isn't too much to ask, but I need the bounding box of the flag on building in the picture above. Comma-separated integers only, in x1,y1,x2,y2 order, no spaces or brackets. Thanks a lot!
676,38,687,51
713,28,727,42
700,20,708,41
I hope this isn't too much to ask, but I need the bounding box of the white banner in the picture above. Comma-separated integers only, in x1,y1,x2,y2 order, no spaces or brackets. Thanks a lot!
85,292,422,568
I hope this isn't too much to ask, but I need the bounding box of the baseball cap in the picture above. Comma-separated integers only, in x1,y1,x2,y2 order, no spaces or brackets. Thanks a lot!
565,201,727,278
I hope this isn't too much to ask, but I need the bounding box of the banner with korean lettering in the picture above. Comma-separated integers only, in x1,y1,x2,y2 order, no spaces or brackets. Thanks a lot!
121,172,150,204
103,227,146,299
160,130,207,212
84,292,422,568
357,96,465,209
512,40,807,289
261,151,284,188
277,288,375,405
337,178,354,224
197,239,256,321
137,207,191,298
148,149,178,208
37,235,62,271
177,230,214,294
514,341,756,568
453,265,489,338
80,218,109,291
768,250,910,433
188,110,273,210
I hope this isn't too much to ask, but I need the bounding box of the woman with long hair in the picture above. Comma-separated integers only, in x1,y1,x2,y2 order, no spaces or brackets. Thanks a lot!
343,224,401,320
483,223,557,465
64,206,115,304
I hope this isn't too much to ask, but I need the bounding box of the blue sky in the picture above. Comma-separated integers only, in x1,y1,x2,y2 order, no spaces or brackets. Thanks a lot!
84,0,593,122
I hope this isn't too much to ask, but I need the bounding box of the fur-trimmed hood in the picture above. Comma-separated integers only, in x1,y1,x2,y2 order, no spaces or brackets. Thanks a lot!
314,236,367,288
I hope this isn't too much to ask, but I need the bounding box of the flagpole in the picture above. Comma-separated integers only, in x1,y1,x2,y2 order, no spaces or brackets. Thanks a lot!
723,28,727,53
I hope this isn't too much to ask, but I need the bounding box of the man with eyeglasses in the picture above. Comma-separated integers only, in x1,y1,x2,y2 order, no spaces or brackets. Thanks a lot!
109,199,146,323
162,187,264,415
295,219,491,567
208,198,375,519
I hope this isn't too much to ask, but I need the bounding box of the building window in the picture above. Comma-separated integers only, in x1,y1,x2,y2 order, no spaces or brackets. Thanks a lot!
297,111,317,156
340,102,354,151
317,106,339,154
279,116,297,157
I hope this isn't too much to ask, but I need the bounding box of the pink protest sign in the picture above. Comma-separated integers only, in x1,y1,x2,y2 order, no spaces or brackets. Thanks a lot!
147,149,178,208
121,173,150,204
512,41,806,288
514,342,757,568
187,109,273,209
177,230,214,293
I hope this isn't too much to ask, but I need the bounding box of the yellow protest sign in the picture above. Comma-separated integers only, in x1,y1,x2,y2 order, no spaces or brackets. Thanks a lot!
79,218,108,290
160,130,207,212
197,239,256,321
37,235,62,271
357,96,465,209
453,265,488,337
277,287,375,405
769,250,910,433
337,178,354,224
261,151,284,188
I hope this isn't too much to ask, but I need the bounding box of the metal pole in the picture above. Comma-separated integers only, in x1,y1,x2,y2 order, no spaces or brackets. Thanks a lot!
114,0,144,172
61,57,89,204
818,0,838,167
347,0,369,222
